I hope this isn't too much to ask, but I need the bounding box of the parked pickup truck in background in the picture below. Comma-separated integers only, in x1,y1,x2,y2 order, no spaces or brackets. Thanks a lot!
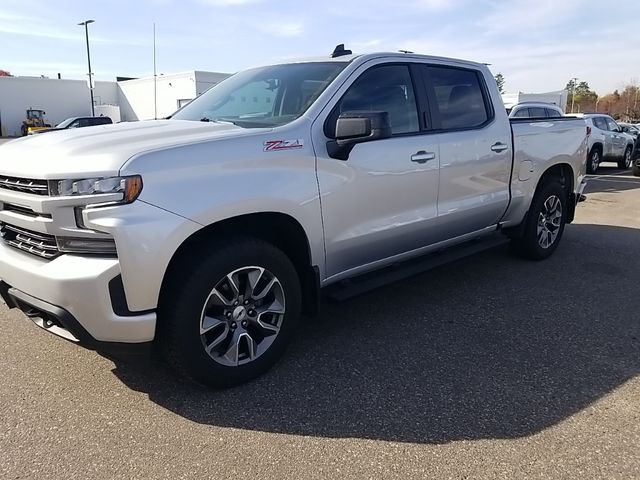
0,48,588,387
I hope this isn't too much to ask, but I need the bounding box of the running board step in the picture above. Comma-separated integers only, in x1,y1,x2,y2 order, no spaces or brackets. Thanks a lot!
324,234,509,302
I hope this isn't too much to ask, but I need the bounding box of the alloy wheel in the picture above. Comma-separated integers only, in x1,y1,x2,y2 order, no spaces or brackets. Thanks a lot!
199,266,286,367
537,195,563,249
591,151,600,172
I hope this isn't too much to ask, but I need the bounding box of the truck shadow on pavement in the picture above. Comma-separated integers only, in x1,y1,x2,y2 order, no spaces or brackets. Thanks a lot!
110,223,640,444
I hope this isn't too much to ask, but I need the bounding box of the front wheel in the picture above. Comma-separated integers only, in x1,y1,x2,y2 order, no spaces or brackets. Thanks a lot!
633,161,640,177
159,237,302,388
511,181,567,260
618,147,632,169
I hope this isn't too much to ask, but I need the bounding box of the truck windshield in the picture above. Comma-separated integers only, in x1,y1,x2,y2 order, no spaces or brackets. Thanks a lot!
172,62,347,128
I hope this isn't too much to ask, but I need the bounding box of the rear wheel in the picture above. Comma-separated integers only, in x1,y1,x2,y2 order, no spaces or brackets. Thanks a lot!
618,146,632,169
587,148,601,174
159,237,302,388
633,160,640,177
511,181,567,260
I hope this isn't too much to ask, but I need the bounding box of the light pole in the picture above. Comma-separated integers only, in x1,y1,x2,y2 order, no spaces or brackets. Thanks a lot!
78,20,95,116
570,77,578,114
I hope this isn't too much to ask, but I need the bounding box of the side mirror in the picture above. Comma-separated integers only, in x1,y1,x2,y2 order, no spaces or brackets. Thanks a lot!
327,111,392,160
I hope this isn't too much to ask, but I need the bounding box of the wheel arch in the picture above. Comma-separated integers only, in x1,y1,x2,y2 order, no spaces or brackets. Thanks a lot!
159,212,320,318
504,162,576,238
535,163,575,223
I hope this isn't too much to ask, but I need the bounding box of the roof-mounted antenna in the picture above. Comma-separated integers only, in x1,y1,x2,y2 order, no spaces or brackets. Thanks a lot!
398,49,414,54
331,44,352,58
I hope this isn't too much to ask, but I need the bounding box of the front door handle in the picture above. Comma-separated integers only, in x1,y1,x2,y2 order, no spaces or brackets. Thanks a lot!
491,142,509,153
411,151,436,163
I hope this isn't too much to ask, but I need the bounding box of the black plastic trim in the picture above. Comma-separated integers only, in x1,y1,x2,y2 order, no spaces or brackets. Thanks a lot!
108,274,155,317
0,280,152,357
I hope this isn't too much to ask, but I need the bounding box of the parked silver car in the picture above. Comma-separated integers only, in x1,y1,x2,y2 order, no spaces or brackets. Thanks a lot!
580,114,635,173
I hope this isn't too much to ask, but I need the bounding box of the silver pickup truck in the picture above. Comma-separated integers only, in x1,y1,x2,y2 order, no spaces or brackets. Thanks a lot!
0,48,588,386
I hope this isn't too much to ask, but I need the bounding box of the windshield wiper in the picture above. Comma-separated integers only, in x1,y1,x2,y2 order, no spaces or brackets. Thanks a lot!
200,117,240,126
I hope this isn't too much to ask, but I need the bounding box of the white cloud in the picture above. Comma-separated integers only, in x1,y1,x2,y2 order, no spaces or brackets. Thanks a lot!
478,0,587,35
259,21,305,37
411,0,460,10
198,0,263,5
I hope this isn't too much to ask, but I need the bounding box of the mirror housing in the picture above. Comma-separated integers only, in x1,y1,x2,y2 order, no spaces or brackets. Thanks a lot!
327,111,392,160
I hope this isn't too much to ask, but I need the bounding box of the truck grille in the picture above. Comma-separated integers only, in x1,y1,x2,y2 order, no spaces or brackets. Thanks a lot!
0,223,60,259
0,176,49,196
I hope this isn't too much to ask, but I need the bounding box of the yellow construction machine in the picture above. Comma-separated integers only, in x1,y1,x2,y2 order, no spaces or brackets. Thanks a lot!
21,109,51,136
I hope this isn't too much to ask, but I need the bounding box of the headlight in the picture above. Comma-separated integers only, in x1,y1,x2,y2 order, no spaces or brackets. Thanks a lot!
52,175,143,205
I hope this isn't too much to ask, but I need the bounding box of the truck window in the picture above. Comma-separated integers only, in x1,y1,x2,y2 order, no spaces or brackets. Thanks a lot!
172,62,347,128
425,66,489,130
332,65,420,135
513,108,529,118
546,108,562,118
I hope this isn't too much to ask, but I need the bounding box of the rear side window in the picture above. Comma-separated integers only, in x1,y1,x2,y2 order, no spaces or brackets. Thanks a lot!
593,117,608,130
424,66,490,130
328,64,420,136
546,108,561,118
528,107,547,117
513,108,529,118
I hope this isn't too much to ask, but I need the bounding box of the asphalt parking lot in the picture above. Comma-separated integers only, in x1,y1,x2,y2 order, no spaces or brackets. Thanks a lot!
0,148,638,478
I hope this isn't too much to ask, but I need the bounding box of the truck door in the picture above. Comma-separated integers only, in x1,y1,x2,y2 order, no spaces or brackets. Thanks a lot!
313,63,441,278
419,64,512,239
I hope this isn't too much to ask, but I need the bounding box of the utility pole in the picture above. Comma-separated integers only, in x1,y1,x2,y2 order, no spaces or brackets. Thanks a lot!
153,22,157,120
78,20,95,116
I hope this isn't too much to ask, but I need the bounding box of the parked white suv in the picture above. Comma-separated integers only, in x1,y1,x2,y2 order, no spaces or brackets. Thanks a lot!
580,114,635,173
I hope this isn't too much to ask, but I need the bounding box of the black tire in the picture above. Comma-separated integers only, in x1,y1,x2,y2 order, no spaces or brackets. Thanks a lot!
158,236,302,388
511,181,567,260
20,125,27,137
633,162,640,177
587,147,601,174
618,146,632,169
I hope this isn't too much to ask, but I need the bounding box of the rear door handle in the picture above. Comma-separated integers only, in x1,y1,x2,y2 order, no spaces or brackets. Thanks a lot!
411,151,436,163
491,142,509,153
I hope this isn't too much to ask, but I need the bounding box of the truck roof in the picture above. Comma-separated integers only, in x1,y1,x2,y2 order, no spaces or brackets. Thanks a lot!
273,51,488,70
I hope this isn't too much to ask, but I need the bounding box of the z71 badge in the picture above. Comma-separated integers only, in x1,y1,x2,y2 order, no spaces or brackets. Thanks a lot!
263,139,304,152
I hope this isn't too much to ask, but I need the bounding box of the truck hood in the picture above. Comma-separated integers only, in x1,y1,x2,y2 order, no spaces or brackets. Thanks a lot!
0,120,265,179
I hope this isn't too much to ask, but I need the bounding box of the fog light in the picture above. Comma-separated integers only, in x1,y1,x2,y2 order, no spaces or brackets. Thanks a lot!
56,237,117,255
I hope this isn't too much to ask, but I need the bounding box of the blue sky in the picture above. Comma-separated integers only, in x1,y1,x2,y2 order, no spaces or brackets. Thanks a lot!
1,0,638,95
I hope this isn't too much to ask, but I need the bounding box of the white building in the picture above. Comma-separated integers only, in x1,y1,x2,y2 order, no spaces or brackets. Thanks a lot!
0,70,230,137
